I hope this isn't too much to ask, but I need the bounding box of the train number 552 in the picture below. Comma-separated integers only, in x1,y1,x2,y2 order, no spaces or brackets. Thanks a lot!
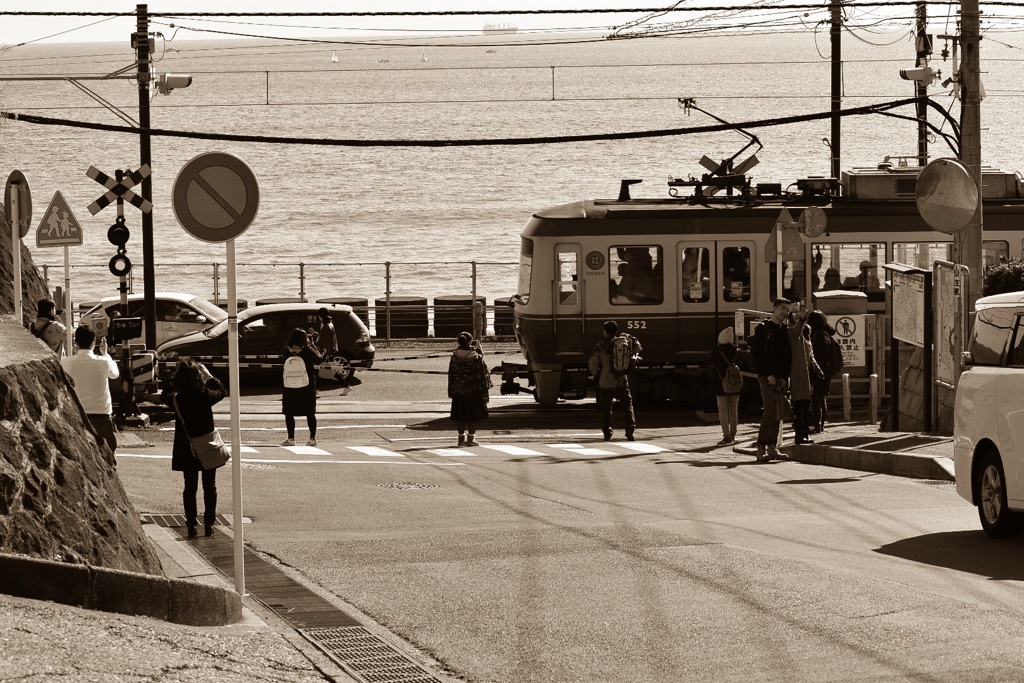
626,320,647,330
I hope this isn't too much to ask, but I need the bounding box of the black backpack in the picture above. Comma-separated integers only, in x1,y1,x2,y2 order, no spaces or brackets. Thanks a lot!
827,334,845,377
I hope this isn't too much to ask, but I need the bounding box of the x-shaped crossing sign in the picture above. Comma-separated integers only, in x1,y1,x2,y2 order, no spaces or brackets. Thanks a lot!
86,164,153,215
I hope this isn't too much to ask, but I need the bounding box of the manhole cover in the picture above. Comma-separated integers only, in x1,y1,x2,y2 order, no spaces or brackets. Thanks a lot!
378,482,439,490
242,462,276,470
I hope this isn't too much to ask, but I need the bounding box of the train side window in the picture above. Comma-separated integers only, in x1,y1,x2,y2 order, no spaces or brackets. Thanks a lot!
517,238,533,305
984,240,1009,271
610,245,663,305
894,242,953,270
722,246,750,302
681,247,710,303
814,243,884,297
557,250,578,304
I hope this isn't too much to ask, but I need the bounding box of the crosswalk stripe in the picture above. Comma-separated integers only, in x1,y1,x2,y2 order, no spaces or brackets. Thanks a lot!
347,446,404,457
550,444,615,456
481,444,543,456
283,445,331,455
431,448,477,457
615,442,666,453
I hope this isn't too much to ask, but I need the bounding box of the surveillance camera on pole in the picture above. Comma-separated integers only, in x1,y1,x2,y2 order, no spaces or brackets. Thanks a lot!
899,65,939,86
156,73,192,95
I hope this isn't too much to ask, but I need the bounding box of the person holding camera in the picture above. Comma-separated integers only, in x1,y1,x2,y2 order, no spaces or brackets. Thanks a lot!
61,324,120,452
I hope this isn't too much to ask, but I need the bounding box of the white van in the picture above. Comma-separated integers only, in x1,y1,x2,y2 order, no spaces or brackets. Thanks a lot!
954,291,1024,537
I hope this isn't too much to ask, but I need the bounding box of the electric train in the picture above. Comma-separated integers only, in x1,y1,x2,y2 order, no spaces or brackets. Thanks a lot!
506,160,1024,407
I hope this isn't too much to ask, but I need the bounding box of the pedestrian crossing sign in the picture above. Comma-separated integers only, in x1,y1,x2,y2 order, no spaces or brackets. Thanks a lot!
36,191,83,248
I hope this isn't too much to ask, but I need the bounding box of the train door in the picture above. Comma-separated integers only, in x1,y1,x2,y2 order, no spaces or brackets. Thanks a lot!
553,245,584,354
675,243,715,356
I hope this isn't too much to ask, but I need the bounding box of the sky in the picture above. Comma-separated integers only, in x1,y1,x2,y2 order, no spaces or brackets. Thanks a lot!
0,2,668,45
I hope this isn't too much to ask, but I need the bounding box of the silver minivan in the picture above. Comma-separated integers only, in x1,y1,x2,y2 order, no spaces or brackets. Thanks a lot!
954,291,1024,537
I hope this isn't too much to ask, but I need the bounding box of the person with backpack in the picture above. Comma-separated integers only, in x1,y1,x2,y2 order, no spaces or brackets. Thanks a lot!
749,298,792,461
707,326,747,446
30,298,67,356
447,332,492,446
280,328,323,447
808,310,839,434
588,320,642,441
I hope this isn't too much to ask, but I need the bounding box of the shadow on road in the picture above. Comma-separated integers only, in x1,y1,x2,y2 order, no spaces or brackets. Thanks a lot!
875,531,1024,581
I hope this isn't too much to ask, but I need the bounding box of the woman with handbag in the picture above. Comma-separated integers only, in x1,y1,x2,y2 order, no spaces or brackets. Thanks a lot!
161,360,227,540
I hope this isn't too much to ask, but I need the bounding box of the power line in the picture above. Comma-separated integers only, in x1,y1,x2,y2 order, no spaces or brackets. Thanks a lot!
1,96,924,147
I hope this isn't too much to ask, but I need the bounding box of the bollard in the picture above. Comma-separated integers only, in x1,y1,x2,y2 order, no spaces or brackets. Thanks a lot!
842,373,851,422
473,301,484,339
869,373,878,425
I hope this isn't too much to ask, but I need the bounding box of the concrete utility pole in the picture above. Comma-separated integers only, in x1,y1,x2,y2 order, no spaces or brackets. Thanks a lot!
959,0,984,310
135,4,157,350
915,2,929,165
830,0,841,180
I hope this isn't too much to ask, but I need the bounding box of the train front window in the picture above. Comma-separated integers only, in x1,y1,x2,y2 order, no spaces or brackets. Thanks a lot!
557,250,578,304
609,245,663,305
812,243,884,296
517,238,533,304
681,247,710,303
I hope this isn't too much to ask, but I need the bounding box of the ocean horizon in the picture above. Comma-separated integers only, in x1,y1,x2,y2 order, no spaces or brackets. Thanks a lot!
3,30,1023,305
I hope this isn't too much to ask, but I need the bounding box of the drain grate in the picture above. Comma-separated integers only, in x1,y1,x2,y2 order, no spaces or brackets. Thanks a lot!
378,482,439,490
140,513,231,527
304,626,443,682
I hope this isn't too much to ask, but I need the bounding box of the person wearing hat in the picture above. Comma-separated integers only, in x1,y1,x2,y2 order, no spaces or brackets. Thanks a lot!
30,298,67,356
447,331,491,446
707,326,746,445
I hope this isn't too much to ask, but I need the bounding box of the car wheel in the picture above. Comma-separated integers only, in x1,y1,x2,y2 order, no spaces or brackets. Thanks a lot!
977,451,1024,538
330,357,353,381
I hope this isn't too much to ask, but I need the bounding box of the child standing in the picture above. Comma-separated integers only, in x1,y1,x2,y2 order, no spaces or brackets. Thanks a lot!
281,328,323,447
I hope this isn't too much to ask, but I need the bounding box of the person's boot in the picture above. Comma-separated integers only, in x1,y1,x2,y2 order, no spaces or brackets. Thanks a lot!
204,524,215,538
466,434,478,446
458,433,466,447
187,525,197,540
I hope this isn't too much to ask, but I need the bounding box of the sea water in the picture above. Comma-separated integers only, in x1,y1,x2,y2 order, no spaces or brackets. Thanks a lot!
2,30,1023,305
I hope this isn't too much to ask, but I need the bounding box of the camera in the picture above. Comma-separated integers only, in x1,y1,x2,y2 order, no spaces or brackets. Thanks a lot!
899,66,938,85
157,73,193,95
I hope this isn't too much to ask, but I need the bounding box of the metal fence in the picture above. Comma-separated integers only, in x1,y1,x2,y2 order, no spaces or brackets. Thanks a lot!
41,260,520,340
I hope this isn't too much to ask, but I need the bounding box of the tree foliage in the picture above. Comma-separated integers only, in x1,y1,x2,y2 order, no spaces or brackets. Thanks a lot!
984,258,1024,297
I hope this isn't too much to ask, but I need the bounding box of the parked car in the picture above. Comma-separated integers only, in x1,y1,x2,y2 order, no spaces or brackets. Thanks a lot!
155,302,374,384
80,292,227,349
953,291,1024,537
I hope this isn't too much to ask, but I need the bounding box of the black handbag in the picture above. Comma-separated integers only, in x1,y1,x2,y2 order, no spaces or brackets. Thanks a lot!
173,395,230,470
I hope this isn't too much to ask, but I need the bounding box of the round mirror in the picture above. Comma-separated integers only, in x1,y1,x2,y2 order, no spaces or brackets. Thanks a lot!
800,207,827,238
916,158,980,234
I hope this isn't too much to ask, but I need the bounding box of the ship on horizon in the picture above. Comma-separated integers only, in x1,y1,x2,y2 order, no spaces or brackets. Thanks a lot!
483,22,517,35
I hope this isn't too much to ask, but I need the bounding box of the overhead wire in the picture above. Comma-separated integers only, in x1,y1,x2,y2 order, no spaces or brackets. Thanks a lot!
0,96,928,147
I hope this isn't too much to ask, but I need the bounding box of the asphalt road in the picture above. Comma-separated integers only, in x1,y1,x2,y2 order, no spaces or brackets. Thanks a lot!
113,349,1024,683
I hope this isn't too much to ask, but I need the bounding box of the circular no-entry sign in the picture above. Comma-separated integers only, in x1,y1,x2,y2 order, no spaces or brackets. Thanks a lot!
172,152,259,243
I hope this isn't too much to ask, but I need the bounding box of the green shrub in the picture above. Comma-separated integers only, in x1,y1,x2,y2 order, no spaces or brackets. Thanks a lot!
984,258,1024,296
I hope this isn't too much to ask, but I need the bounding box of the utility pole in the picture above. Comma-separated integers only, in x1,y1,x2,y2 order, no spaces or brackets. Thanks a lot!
960,0,984,310
915,2,930,165
134,4,157,350
830,0,842,180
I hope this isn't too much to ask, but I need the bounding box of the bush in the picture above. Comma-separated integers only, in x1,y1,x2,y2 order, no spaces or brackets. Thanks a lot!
984,258,1024,296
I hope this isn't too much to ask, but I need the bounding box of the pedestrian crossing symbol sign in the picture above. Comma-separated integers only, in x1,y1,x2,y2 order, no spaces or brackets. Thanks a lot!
36,191,83,248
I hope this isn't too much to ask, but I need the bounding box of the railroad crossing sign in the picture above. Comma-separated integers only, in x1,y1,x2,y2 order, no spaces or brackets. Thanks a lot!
36,191,84,248
172,152,259,243
86,164,153,215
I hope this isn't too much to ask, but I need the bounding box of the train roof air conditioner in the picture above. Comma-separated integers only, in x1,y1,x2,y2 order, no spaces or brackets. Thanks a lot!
842,165,1023,200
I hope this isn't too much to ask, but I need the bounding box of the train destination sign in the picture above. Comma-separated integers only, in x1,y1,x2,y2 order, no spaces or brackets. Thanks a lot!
172,152,260,243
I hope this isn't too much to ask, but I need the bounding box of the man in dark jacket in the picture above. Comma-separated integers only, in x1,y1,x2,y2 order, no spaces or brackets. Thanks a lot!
750,298,792,461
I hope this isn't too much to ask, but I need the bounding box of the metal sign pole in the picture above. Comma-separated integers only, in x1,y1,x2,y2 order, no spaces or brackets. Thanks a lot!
11,190,22,324
63,246,72,352
227,238,245,595
775,224,783,299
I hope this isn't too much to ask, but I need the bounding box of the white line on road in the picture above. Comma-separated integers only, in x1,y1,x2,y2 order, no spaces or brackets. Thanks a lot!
347,446,405,457
115,453,464,466
480,444,543,456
